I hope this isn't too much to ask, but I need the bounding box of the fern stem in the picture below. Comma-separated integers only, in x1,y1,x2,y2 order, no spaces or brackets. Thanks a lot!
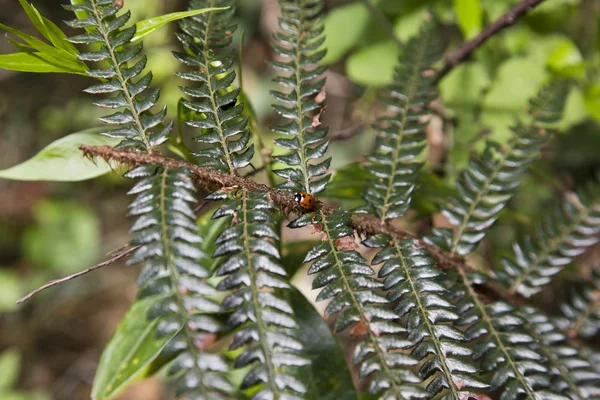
320,214,410,399
158,168,212,394
241,191,282,398
393,242,462,400
456,266,537,398
200,0,236,174
89,1,151,149
508,206,591,294
568,289,600,337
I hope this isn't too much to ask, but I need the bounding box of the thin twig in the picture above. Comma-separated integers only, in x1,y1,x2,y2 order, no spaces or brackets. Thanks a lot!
80,145,520,304
16,245,138,304
436,0,547,81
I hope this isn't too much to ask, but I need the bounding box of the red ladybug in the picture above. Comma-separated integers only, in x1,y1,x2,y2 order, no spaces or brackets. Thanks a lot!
294,192,315,211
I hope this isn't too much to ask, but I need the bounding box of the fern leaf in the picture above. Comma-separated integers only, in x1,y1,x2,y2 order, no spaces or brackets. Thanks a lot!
291,213,428,399
362,20,442,221
523,307,600,399
64,0,172,150
174,0,254,173
555,270,600,339
270,0,331,194
449,269,568,400
427,82,569,255
125,164,232,398
495,177,600,297
364,236,488,399
209,189,309,399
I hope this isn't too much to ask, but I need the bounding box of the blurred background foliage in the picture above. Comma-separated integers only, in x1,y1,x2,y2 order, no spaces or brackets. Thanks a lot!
0,0,599,399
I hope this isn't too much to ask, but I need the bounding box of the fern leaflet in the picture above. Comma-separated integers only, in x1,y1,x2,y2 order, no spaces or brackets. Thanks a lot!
496,177,600,297
523,307,600,399
556,270,600,339
174,0,254,173
291,213,428,399
125,165,231,398
270,0,331,194
65,0,171,150
209,189,309,399
362,20,442,221
364,236,488,399
427,82,569,255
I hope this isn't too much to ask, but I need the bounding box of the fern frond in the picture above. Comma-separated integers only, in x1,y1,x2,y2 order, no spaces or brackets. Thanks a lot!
449,269,567,400
555,270,600,338
291,213,428,399
364,236,488,399
64,0,172,150
174,0,254,173
209,189,309,399
362,20,442,221
427,82,569,255
270,0,331,194
496,177,600,297
125,165,231,398
523,307,600,399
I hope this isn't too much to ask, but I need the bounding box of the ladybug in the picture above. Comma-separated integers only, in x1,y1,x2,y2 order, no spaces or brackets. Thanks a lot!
293,192,315,211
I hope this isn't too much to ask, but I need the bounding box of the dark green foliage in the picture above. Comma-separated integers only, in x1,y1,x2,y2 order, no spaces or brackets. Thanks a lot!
364,236,487,399
523,307,600,399
125,165,231,398
65,0,171,150
426,82,569,256
174,0,254,173
361,21,442,221
496,177,600,297
291,213,428,399
270,0,331,194
556,270,600,338
209,190,309,399
449,270,567,400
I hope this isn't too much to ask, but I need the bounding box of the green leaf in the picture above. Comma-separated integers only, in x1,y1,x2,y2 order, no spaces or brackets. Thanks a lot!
453,0,483,39
393,6,429,42
17,0,78,54
0,130,120,182
346,41,399,86
91,295,181,400
547,38,585,79
321,162,370,200
0,349,21,390
322,3,371,64
0,52,86,75
284,287,358,400
132,7,228,42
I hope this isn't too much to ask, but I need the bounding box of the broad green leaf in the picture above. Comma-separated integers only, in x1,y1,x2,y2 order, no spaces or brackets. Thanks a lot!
441,61,491,112
284,287,358,400
547,39,585,79
132,7,228,42
0,392,51,400
0,52,86,75
91,295,181,400
393,6,429,42
346,41,399,86
17,0,78,54
0,23,83,72
558,87,588,131
453,0,482,39
322,3,371,64
0,130,120,182
0,349,21,390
